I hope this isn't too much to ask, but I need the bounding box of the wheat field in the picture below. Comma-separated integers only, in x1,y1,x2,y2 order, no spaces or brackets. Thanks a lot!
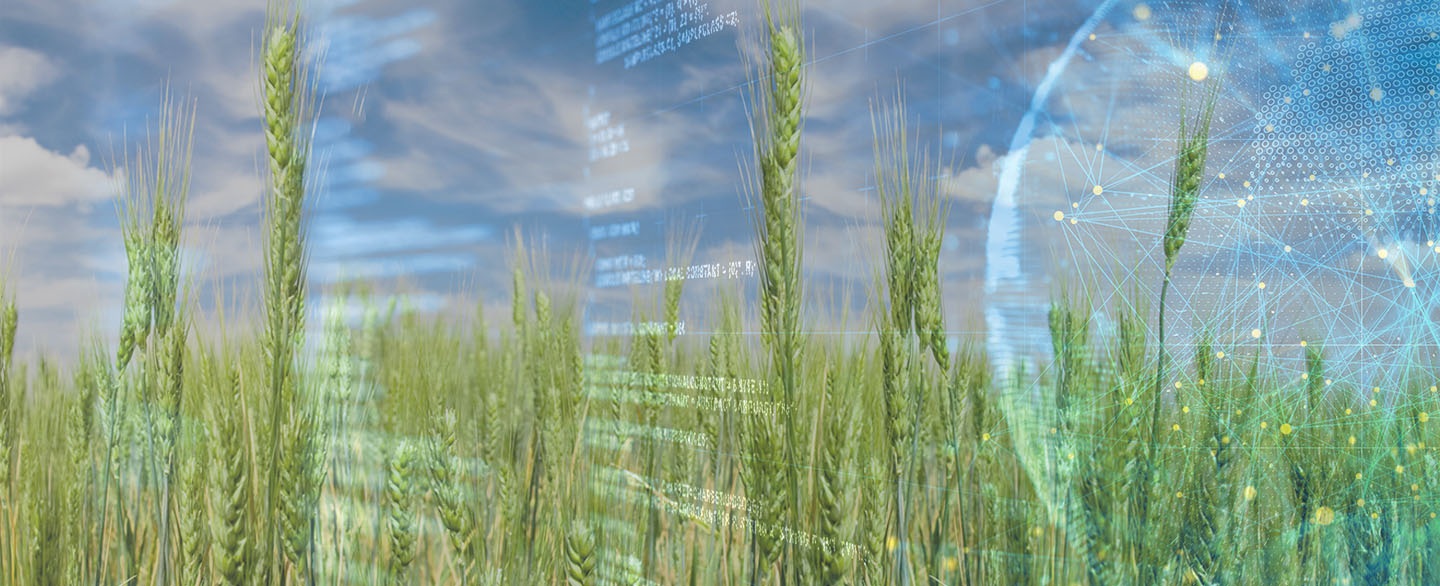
0,3,1437,586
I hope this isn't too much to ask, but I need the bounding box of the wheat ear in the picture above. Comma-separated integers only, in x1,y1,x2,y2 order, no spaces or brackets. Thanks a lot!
259,8,317,581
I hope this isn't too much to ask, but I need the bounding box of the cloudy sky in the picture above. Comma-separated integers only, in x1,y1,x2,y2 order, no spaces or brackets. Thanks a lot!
3,0,1433,379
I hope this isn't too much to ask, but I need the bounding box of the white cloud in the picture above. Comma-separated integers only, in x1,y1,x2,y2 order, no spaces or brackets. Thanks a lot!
0,46,58,116
0,134,115,206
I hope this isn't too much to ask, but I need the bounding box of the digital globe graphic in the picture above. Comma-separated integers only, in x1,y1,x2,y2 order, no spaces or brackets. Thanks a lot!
986,0,1440,392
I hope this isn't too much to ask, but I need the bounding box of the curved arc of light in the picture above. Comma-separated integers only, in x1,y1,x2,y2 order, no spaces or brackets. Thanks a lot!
983,0,1122,382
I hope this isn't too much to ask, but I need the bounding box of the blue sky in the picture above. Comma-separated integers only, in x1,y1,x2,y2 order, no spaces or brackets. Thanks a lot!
2,0,1435,382
0,0,1101,355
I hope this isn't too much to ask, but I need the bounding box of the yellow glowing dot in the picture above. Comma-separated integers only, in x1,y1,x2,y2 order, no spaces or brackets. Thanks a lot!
1172,424,1181,431
1244,486,1257,500
1396,465,1405,474
1072,202,1079,208
1366,208,1374,215
1244,181,1253,188
1373,387,1380,393
1357,498,1365,507
1371,87,1384,101
1370,399,1378,407
1421,412,1430,422
1054,210,1065,221
1069,218,1077,225
981,433,990,441
1182,405,1191,413
1284,245,1292,252
1260,421,1268,429
1176,491,1184,498
1314,506,1335,526
944,557,958,572
1301,198,1309,206
1356,472,1363,479
1431,385,1437,393
1068,452,1075,460
887,536,899,551
1309,174,1317,181
1301,340,1308,347
1033,527,1043,537
1188,61,1209,81
1265,124,1275,132
1371,513,1379,519
1387,158,1395,166
1216,351,1225,359
1133,3,1152,20
1280,423,1293,435
1088,33,1096,41
1219,173,1226,179
1346,409,1352,415
1326,379,1332,385
1125,397,1134,406
1093,185,1103,195
1174,381,1183,389
1258,281,1266,289
1096,143,1104,151
1237,199,1247,208
1379,249,1389,259
1251,329,1262,339
1221,435,1230,444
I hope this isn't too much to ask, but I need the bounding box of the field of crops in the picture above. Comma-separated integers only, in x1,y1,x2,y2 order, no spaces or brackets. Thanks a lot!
1,3,1437,586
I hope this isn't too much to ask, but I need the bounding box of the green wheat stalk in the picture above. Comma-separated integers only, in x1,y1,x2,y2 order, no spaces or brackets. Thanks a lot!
0,288,16,585
1141,74,1219,581
870,93,951,586
387,441,418,585
741,2,807,583
179,449,210,584
565,521,597,586
153,303,189,586
280,383,327,584
214,366,250,586
813,367,848,585
258,6,318,582
95,90,196,586
0,284,14,477
429,408,479,581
